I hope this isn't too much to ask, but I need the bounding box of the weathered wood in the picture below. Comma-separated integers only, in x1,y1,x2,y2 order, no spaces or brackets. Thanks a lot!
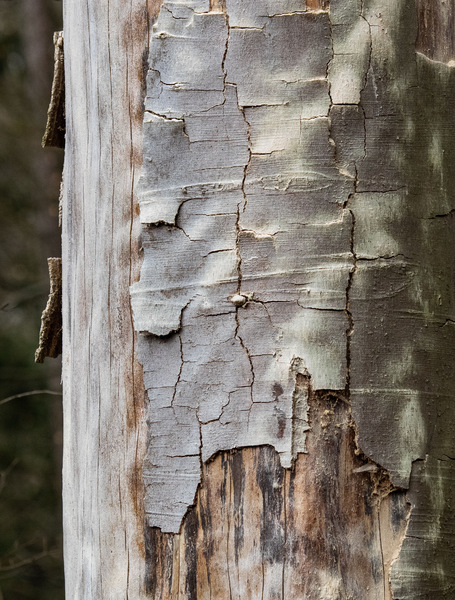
416,0,455,64
146,387,409,599
63,0,455,596
61,0,152,597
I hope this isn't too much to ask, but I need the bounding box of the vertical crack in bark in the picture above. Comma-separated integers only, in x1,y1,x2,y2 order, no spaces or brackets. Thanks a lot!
360,7,372,161
233,107,255,408
171,333,184,419
234,310,255,415
326,6,359,395
326,1,334,107
220,5,256,412
345,203,356,394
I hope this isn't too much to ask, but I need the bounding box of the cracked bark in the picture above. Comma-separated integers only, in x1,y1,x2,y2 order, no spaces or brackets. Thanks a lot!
129,0,455,596
62,0,455,596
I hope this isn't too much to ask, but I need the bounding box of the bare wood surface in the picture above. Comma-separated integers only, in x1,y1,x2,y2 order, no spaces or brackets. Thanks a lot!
61,1,153,597
147,388,409,599
416,0,455,64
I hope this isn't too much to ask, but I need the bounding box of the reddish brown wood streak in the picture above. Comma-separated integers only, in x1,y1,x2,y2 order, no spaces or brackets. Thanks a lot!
416,0,455,63
306,0,330,10
145,391,410,599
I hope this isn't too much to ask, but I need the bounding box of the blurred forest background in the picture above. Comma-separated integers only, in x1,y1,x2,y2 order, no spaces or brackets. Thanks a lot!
0,0,64,597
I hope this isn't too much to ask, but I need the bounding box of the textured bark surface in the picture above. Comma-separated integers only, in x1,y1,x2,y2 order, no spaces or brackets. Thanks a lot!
131,0,455,597
133,0,352,535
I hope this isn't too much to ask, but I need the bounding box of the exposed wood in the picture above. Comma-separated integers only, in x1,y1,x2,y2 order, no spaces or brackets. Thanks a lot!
306,0,330,10
146,387,409,599
35,257,62,362
416,0,455,64
61,0,151,597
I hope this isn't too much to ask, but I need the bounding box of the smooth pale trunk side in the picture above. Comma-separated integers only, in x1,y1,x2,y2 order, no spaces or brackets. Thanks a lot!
62,0,455,598
61,0,150,597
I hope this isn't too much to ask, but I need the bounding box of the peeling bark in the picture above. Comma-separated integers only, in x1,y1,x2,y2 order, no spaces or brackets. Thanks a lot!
146,388,410,600
130,0,455,596
133,0,352,535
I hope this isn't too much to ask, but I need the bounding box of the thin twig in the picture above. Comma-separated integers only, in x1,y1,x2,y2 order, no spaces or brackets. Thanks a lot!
0,458,19,496
0,549,60,575
0,390,62,407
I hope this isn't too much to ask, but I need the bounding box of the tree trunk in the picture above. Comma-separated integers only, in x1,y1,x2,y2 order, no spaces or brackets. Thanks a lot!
62,0,455,598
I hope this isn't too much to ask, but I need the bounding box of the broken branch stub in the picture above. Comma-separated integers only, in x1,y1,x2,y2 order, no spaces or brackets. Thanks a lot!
35,257,62,363
42,31,65,149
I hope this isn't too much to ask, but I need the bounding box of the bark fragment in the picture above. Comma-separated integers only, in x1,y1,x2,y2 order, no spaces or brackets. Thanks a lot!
35,257,62,363
42,31,65,149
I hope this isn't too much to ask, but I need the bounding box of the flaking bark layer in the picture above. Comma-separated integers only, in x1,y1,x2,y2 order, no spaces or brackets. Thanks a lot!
133,0,455,595
133,0,351,534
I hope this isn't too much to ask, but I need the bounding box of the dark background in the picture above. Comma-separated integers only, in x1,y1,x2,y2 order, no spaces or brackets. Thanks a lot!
0,0,64,597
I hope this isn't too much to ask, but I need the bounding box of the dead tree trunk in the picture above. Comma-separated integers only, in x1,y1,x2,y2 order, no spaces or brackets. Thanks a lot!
62,0,455,598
